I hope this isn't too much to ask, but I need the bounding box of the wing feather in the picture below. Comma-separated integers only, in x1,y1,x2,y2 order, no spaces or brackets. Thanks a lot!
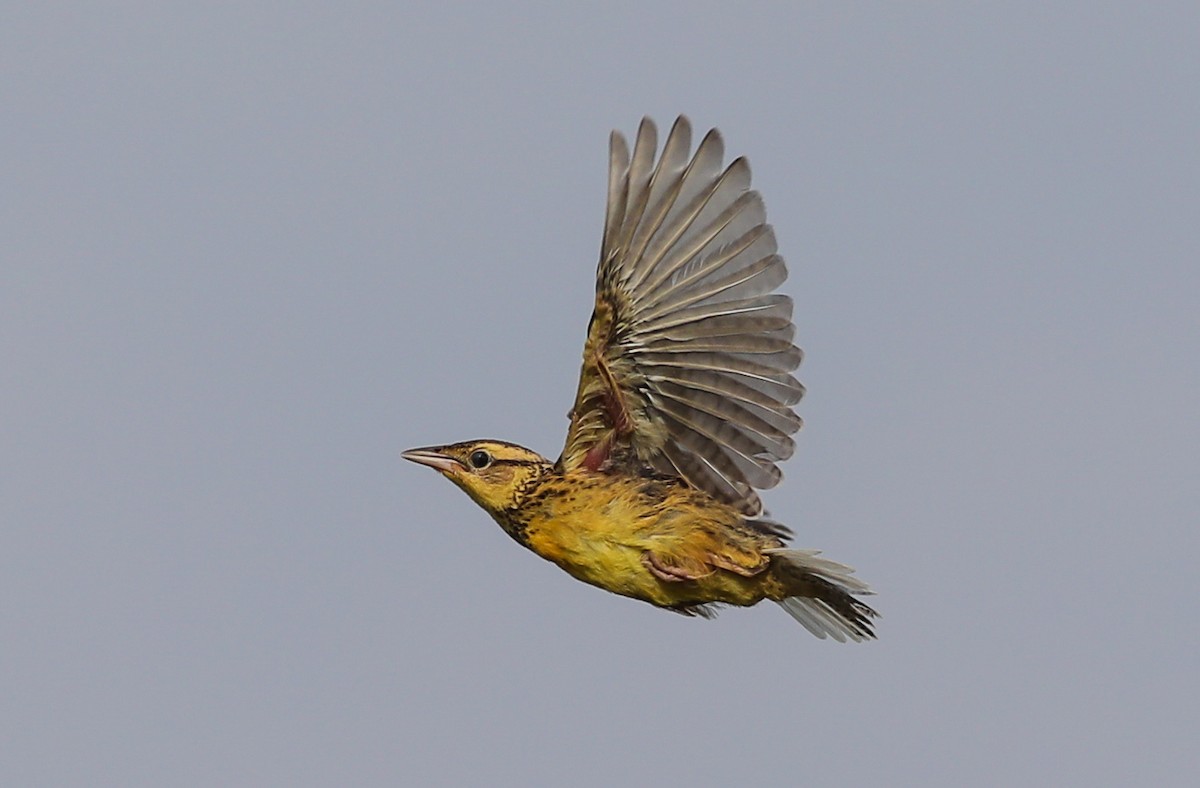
645,327,799,357
601,132,631,261
613,118,659,260
647,363,804,412
560,116,804,514
628,161,748,293
638,293,793,338
625,128,729,292
640,233,782,316
651,384,797,460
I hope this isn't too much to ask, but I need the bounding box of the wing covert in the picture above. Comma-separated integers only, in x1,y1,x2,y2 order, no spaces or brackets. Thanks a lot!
559,116,804,516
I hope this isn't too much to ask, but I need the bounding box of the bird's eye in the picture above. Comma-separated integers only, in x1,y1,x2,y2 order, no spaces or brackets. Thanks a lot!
468,449,492,469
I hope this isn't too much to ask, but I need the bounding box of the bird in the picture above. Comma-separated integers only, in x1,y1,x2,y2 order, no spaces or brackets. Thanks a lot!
403,116,877,640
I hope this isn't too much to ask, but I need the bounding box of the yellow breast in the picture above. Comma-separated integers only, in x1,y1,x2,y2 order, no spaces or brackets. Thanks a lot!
516,471,777,609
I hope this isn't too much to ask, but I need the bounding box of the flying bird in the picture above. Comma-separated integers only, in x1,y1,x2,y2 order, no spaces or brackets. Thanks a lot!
404,116,877,640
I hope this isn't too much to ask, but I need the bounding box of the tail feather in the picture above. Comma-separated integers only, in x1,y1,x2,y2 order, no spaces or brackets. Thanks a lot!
765,548,878,642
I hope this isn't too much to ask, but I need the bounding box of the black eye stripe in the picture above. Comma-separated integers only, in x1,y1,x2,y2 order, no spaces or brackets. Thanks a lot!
467,456,535,469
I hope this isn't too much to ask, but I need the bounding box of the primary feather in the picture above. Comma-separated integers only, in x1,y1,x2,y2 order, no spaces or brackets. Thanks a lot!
560,116,804,516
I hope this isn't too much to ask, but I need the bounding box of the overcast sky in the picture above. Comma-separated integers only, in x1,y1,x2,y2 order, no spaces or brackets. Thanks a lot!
3,4,1197,786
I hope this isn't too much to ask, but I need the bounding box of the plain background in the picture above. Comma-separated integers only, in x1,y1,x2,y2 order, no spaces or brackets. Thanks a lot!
3,4,1197,786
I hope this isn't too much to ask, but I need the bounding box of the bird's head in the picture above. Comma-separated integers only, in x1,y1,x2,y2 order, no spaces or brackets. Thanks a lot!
402,439,552,515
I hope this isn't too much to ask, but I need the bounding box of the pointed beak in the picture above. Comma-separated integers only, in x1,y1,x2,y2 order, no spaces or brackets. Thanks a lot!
401,447,462,473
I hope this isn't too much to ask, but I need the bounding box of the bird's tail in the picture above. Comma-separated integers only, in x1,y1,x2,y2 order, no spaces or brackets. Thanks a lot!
765,548,878,642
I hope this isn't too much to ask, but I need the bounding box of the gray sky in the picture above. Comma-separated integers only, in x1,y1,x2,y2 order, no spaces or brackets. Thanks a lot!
3,3,1197,786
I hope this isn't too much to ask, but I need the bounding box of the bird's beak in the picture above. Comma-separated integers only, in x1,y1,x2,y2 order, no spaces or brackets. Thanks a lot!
401,447,462,474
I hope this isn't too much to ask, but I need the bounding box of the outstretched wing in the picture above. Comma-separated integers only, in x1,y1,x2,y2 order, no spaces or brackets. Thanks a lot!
558,116,804,516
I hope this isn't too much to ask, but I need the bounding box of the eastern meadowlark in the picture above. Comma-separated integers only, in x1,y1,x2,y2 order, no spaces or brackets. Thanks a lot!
404,116,877,640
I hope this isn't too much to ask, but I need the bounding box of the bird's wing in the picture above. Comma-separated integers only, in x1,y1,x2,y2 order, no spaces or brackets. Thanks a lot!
558,116,804,516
